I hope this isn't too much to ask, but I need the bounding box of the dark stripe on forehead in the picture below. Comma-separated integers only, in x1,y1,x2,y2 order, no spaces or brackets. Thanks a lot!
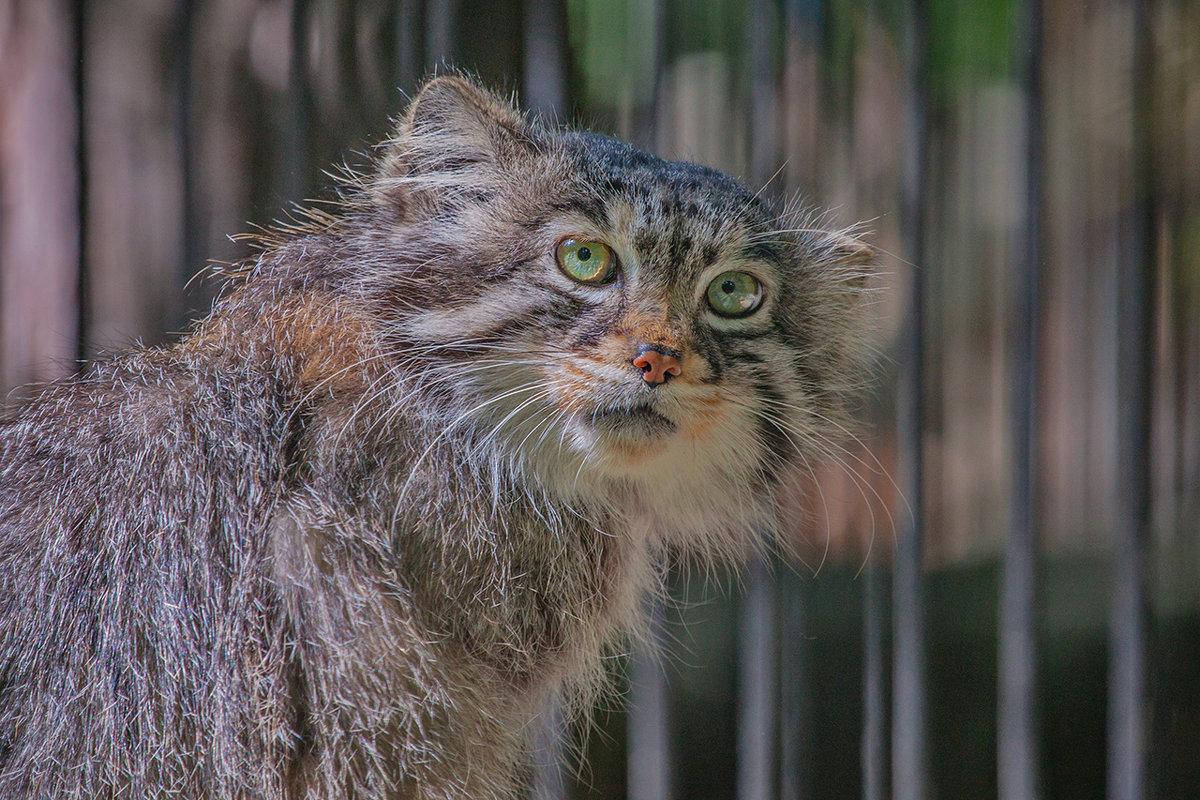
666,227,692,283
742,242,781,263
632,231,656,262
550,196,609,227
602,175,626,194
563,130,762,210
657,195,681,217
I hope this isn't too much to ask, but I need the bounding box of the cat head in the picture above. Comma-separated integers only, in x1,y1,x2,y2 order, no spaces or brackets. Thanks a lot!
355,75,871,553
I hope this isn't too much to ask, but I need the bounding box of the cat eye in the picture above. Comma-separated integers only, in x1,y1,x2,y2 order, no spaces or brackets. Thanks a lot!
556,238,618,285
705,271,764,318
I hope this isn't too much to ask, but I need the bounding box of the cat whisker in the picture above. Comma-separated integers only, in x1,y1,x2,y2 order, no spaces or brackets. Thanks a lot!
327,366,414,449
751,395,888,479
330,353,546,450
512,401,569,464
466,387,558,461
280,350,398,429
719,390,890,571
789,434,834,577
785,403,910,529
746,160,790,207
760,415,850,575
389,380,552,512
281,335,546,440
760,412,891,575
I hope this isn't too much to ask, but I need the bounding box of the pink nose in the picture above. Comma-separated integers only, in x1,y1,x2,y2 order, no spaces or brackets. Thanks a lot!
632,349,683,386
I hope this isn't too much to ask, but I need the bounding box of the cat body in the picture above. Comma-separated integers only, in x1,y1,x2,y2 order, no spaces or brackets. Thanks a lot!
0,77,869,798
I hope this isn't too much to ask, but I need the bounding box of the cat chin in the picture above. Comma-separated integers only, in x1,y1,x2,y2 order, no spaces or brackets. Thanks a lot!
555,421,756,497
559,416,691,477
548,397,757,478
583,405,677,442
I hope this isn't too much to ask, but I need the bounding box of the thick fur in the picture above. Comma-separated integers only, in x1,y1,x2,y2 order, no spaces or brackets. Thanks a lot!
0,76,870,798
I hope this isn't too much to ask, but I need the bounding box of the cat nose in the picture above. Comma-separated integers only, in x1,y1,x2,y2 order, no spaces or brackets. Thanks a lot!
632,344,683,386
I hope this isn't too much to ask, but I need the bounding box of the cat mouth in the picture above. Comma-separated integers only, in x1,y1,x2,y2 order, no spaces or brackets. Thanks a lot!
584,404,677,441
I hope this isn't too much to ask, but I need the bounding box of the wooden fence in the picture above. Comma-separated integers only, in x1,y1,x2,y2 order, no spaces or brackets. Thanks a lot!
1,0,1197,797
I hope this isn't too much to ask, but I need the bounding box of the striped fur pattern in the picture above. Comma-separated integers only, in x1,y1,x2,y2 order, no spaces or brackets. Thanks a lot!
0,76,871,798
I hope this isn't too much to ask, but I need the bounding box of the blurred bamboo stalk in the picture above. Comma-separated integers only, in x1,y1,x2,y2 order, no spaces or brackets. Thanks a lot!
1108,1,1156,798
0,0,80,397
893,1,929,799
998,0,1044,797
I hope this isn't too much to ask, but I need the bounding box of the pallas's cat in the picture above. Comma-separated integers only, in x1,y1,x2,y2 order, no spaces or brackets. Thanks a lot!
0,76,870,798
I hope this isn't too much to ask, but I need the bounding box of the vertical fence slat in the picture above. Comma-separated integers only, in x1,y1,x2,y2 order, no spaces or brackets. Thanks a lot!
175,0,198,327
286,0,312,204
394,0,422,91
425,0,457,69
779,570,808,800
998,1,1044,799
1108,1,1155,798
628,594,672,800
0,0,82,393
738,557,779,800
862,556,886,800
70,0,89,368
523,0,566,116
893,1,929,798
529,701,569,800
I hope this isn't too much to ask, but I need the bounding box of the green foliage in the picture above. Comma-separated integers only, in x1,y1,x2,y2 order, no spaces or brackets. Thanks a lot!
666,0,744,56
564,0,746,110
565,0,659,107
925,0,1020,101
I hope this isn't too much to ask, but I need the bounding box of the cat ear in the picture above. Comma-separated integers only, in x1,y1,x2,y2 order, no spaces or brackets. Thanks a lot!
826,231,874,288
377,75,535,186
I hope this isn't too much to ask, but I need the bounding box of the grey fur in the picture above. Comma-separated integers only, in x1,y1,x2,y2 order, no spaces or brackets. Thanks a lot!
0,76,871,798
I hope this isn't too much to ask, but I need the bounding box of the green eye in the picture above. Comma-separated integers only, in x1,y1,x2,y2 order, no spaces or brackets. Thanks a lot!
556,238,617,284
706,271,764,318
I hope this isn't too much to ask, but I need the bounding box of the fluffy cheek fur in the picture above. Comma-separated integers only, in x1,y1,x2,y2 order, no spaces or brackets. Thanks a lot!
444,335,781,559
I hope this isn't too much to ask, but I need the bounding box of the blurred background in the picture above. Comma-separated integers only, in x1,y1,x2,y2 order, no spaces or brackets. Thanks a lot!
1,0,1197,798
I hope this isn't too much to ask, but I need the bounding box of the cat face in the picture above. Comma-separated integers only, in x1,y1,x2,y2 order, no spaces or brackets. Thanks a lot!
364,77,868,530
